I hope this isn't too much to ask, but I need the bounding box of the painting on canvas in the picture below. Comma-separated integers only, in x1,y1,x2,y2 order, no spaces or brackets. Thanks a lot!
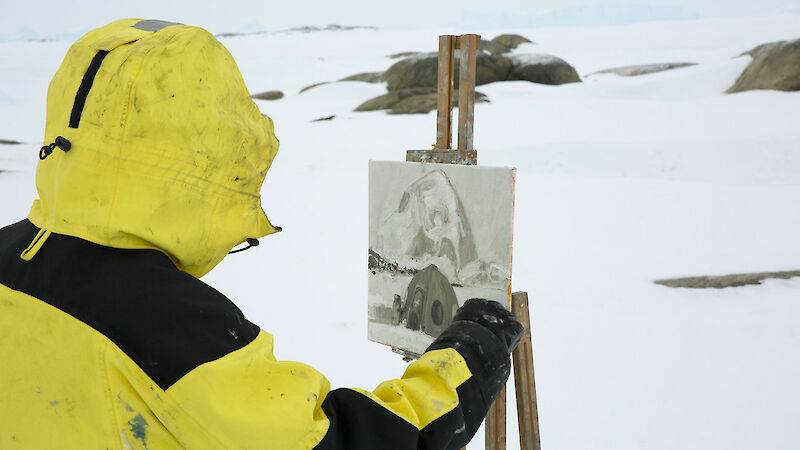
368,160,516,356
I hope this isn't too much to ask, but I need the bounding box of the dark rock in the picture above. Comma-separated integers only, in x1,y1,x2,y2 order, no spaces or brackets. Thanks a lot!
479,39,509,55
299,81,331,94
655,270,800,289
390,95,439,114
588,62,697,77
727,38,800,93
381,52,512,91
300,71,383,95
388,51,421,59
354,87,436,111
251,90,284,100
491,34,534,51
338,71,383,83
355,88,489,114
387,34,531,61
739,41,779,58
311,115,336,122
473,52,513,87
0,139,22,145
508,54,581,85
381,54,438,91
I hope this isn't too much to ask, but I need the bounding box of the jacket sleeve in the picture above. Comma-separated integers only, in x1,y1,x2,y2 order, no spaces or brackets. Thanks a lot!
318,320,511,449
162,323,510,450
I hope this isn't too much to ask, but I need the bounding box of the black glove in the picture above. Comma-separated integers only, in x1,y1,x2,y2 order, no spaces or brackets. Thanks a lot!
453,298,525,353
423,298,526,448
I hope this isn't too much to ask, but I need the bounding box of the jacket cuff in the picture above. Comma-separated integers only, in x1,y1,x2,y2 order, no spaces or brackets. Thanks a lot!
425,320,511,410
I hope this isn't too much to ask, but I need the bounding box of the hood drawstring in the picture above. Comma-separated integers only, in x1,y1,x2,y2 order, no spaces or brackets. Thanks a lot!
39,136,72,160
20,228,52,261
228,238,260,254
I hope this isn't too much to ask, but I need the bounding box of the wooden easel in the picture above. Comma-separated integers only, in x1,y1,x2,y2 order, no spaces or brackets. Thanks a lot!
406,34,542,450
406,34,478,165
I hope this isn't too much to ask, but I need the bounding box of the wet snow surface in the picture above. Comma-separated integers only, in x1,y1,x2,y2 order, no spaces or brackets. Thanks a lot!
1,15,799,450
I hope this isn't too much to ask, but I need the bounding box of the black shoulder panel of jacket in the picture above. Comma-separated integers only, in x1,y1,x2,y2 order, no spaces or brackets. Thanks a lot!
0,219,260,390
314,320,510,450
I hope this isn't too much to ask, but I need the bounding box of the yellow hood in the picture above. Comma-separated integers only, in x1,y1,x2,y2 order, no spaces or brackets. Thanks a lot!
29,19,279,278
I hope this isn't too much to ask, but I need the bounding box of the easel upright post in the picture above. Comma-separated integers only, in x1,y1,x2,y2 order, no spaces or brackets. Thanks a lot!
485,386,507,450
407,34,476,166
512,291,542,450
436,35,455,150
456,34,479,151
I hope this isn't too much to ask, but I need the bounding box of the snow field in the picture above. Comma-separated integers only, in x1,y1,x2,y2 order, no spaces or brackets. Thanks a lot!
1,15,799,449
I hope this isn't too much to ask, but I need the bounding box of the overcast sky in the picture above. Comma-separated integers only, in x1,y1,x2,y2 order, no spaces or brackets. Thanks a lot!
2,0,799,38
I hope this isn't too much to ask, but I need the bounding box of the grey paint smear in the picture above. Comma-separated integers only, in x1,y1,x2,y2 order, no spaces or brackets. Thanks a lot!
131,20,182,32
388,170,477,273
128,414,149,447
655,270,800,288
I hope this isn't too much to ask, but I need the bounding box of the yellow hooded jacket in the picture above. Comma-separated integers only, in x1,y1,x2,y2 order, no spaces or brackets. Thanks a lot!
0,20,510,449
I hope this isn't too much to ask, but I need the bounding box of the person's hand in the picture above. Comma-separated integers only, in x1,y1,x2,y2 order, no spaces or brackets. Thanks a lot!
453,298,525,353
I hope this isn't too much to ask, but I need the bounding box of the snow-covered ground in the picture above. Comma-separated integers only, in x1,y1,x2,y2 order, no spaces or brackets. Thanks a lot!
2,15,799,449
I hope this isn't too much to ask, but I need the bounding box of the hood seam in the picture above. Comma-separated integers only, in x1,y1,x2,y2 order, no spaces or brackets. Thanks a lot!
104,39,156,243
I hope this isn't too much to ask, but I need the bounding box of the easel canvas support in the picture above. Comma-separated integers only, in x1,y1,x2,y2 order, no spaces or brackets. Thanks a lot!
407,34,478,165
405,34,541,450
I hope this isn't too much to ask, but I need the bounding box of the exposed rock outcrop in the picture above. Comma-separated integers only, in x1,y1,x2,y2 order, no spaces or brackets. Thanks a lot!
381,52,512,91
479,39,509,55
727,38,800,93
355,35,579,113
299,82,330,94
355,87,436,111
490,34,534,52
293,32,581,114
251,90,284,100
587,62,697,77
390,34,533,61
655,270,800,288
381,53,440,90
355,88,489,114
388,51,421,59
339,71,383,83
299,71,384,94
508,54,581,85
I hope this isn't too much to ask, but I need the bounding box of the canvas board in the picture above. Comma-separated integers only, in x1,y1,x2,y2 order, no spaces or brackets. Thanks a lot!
368,160,516,356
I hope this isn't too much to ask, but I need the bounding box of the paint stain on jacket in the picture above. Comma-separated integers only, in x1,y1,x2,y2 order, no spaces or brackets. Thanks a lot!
128,414,149,448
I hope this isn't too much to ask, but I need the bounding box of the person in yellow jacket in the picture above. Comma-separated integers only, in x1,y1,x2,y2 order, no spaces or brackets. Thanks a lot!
0,19,524,449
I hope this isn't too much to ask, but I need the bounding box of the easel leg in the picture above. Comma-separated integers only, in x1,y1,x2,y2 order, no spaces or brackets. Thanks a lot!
512,291,541,450
456,34,478,152
435,35,455,150
485,385,507,449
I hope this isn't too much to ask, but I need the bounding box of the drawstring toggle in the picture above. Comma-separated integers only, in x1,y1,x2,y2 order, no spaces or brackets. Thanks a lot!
39,136,72,160
228,238,260,254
